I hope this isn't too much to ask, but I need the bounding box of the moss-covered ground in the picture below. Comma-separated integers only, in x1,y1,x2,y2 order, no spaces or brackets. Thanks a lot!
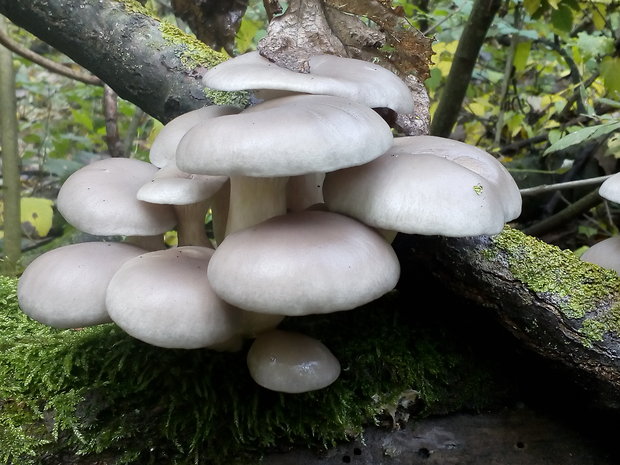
0,273,515,465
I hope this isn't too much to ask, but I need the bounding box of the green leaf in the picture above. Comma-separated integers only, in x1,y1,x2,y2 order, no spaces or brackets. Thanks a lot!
551,4,573,33
514,40,532,72
543,121,620,155
601,56,620,97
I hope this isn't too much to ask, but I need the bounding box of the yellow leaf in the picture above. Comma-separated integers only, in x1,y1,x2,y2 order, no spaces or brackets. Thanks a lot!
20,197,54,239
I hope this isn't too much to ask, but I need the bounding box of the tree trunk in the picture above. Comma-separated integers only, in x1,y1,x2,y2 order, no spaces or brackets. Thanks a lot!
0,15,21,276
430,0,501,137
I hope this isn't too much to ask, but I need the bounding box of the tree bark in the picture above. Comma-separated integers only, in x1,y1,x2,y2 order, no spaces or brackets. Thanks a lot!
0,0,229,123
430,0,501,137
394,228,620,409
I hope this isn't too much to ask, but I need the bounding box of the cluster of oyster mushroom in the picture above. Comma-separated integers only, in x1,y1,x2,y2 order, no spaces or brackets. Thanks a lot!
580,174,620,274
17,51,522,394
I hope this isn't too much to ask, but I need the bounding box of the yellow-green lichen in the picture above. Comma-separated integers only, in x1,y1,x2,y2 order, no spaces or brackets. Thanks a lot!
473,184,484,195
115,0,154,16
491,227,620,345
158,21,229,70
116,0,250,106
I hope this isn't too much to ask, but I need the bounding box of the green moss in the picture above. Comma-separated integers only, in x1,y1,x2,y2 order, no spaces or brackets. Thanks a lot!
116,0,250,107
0,276,504,464
491,227,620,345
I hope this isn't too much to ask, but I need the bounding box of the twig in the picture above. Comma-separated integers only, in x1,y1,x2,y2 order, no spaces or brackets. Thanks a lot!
520,175,613,196
103,84,124,157
0,20,101,86
521,188,603,236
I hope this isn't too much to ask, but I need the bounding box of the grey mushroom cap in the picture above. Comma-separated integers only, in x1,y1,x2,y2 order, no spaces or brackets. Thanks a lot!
202,51,414,113
149,105,242,168
17,242,145,329
246,329,341,393
207,210,400,316
57,157,177,237
136,164,228,206
599,172,620,204
106,246,242,350
580,236,620,275
390,136,522,221
323,143,508,237
176,94,394,177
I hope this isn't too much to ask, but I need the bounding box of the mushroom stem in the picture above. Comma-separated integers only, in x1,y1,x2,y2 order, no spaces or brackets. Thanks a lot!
124,234,167,251
174,200,214,248
225,176,289,236
211,179,230,246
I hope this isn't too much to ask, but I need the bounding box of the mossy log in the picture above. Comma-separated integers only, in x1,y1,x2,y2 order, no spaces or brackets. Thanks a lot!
395,227,620,409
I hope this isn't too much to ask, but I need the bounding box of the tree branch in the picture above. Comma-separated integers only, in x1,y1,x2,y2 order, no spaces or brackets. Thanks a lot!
0,20,102,86
0,0,233,123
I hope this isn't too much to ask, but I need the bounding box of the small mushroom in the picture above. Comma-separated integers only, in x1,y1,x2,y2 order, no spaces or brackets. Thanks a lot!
246,329,341,393
149,104,242,168
136,164,228,247
106,246,242,350
599,172,620,204
580,235,620,275
57,157,177,249
17,241,145,328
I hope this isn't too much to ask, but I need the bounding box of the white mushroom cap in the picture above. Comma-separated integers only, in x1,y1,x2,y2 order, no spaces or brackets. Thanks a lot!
393,136,522,221
106,246,242,349
149,105,242,168
57,157,177,237
17,242,145,328
207,210,400,316
580,236,620,275
136,164,228,206
246,329,341,393
202,51,414,113
599,172,620,204
323,140,508,237
176,94,394,177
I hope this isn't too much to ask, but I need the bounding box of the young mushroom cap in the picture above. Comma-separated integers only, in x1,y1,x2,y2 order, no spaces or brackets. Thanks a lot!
580,235,620,275
207,210,400,316
176,94,394,177
105,246,242,350
246,329,341,393
323,143,508,237
136,164,228,205
57,157,177,237
599,172,620,204
17,242,145,328
149,105,242,168
202,50,414,113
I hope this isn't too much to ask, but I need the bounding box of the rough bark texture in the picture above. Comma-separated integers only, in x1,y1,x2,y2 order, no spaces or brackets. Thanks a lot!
394,229,620,409
0,0,228,123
